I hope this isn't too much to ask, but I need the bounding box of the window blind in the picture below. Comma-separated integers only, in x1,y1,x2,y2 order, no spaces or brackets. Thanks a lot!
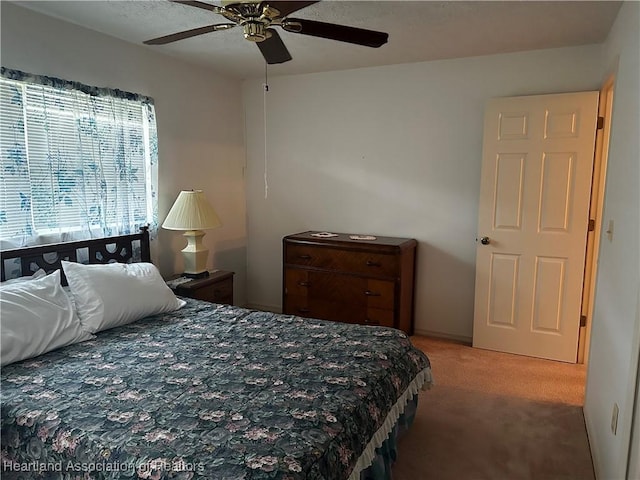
0,71,158,248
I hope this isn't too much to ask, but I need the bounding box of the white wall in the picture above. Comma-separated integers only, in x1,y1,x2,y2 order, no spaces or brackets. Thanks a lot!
630,290,640,480
584,3,640,479
242,45,603,339
0,3,248,303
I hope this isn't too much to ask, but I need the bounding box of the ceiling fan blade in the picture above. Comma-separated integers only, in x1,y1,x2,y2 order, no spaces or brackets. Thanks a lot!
144,23,236,45
283,18,388,48
260,1,319,18
257,29,292,64
170,0,220,12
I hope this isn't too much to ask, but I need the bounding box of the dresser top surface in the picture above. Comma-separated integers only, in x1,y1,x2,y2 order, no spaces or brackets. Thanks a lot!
284,231,417,249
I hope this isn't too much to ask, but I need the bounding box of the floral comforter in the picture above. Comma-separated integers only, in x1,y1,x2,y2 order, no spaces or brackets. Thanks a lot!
1,299,432,480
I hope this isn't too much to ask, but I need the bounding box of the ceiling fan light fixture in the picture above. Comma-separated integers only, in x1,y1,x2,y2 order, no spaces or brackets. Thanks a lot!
282,20,302,33
260,5,281,20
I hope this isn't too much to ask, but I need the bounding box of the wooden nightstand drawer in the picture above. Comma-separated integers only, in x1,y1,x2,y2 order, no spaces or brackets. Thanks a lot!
211,279,233,305
170,270,234,305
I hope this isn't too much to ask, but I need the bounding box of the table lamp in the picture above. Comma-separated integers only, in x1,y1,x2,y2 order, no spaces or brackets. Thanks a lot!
162,190,221,278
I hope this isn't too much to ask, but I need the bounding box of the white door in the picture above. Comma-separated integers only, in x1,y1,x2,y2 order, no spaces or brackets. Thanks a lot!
473,92,599,363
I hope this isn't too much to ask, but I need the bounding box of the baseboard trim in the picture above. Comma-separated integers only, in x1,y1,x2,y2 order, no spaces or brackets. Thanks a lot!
582,405,601,480
413,328,472,345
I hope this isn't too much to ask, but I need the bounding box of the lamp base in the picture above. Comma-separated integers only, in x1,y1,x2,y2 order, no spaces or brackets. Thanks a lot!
181,230,210,278
183,270,210,279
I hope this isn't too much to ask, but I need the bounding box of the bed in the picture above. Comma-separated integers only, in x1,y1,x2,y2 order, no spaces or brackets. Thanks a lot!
0,229,432,479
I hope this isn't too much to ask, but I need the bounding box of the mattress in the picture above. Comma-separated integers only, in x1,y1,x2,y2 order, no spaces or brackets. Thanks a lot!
1,299,432,479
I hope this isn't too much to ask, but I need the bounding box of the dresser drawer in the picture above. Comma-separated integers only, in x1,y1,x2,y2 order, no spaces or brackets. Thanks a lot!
365,308,395,327
284,294,310,316
365,279,395,310
284,295,362,324
308,271,367,303
284,272,394,312
284,269,309,297
285,244,399,278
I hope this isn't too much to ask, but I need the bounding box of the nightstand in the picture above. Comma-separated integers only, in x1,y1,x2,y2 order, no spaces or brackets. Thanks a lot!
168,270,234,305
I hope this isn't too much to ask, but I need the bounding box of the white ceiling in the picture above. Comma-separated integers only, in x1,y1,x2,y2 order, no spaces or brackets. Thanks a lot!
13,0,622,80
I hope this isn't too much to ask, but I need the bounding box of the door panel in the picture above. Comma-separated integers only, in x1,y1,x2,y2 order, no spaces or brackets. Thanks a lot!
487,253,519,328
531,256,565,333
473,92,598,362
538,152,575,232
493,153,525,230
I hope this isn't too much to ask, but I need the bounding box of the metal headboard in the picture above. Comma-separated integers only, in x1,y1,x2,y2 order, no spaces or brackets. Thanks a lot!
0,226,150,283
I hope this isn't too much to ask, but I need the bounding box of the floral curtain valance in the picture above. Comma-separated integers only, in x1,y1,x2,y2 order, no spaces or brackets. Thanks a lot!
0,67,155,105
0,68,158,249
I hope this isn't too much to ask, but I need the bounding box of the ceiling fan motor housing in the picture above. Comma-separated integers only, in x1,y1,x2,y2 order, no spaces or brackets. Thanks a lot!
242,21,271,42
221,1,279,43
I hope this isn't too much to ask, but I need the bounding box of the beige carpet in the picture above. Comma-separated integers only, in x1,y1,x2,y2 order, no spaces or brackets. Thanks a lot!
392,336,594,480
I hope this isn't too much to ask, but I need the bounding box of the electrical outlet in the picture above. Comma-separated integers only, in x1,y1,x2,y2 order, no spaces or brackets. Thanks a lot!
611,403,619,435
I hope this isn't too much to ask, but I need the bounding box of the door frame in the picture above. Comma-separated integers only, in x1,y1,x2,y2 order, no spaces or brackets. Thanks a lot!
577,74,615,364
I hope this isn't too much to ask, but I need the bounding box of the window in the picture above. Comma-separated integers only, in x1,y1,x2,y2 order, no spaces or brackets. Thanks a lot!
0,68,158,248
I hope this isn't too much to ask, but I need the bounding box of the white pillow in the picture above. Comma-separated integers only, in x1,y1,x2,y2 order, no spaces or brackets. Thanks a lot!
1,268,46,285
61,261,186,333
0,270,94,366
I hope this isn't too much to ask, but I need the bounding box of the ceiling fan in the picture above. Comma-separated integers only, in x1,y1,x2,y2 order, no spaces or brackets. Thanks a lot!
143,0,389,64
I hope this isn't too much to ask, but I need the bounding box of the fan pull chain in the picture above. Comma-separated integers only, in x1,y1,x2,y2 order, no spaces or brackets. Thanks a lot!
263,63,269,199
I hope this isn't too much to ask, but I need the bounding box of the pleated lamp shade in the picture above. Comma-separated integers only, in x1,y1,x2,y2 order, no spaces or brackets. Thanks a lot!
162,190,221,278
162,190,221,231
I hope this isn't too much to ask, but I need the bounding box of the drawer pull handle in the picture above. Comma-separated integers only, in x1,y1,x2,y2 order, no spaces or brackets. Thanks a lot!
366,261,381,267
364,318,379,324
298,255,312,260
364,290,381,297
298,308,310,313
297,281,310,287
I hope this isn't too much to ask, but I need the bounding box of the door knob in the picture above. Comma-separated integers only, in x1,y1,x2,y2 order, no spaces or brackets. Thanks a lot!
480,236,490,245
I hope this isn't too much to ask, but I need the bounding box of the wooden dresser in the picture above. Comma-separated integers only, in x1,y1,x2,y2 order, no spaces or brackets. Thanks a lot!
282,231,417,334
